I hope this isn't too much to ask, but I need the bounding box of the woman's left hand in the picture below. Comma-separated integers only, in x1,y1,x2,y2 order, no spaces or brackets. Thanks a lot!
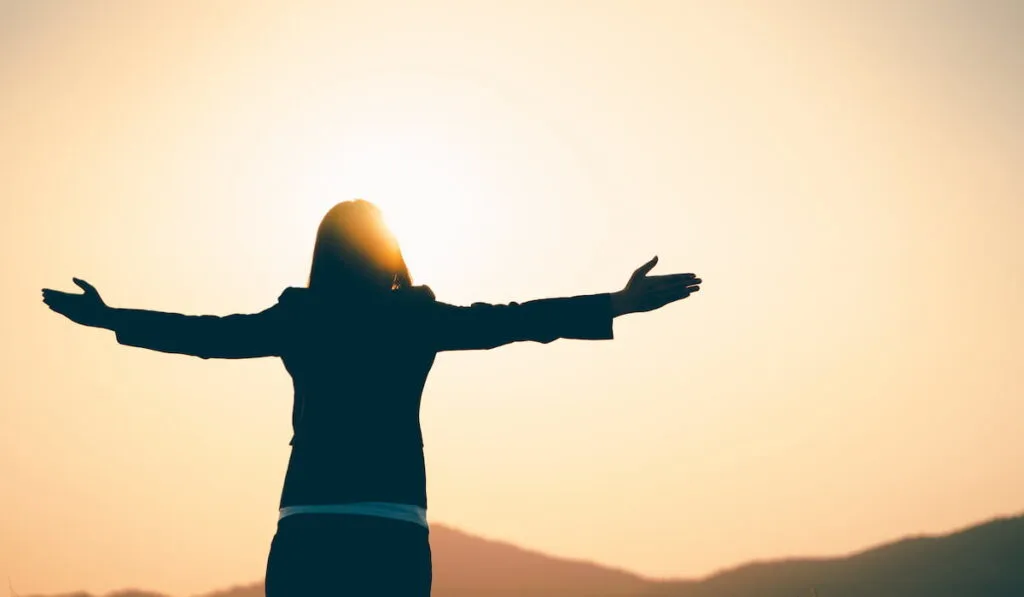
42,278,112,328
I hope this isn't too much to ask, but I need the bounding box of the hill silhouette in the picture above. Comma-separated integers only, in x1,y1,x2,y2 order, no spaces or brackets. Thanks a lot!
646,513,1024,597
23,512,1024,597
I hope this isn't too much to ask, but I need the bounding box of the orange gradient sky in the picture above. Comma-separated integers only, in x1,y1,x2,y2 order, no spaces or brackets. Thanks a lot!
1,1,1022,595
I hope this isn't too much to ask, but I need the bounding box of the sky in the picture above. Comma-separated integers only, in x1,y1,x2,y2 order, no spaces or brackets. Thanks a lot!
1,0,1022,595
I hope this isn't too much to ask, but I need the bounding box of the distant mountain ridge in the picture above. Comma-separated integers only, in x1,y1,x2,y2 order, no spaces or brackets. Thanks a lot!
24,512,1024,597
644,512,1024,597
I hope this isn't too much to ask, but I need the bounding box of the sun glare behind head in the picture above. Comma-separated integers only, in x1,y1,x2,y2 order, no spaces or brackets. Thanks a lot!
292,131,496,293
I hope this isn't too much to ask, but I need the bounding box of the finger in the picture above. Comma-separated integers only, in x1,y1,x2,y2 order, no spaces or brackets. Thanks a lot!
43,297,71,313
45,297,83,314
650,288,693,302
73,278,98,296
43,289,83,303
42,289,78,300
45,303,77,319
646,275,699,286
629,256,659,284
646,273,698,283
645,277,701,292
42,296,68,310
645,287,696,306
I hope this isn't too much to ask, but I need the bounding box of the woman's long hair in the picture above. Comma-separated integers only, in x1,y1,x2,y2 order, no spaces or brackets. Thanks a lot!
308,200,412,295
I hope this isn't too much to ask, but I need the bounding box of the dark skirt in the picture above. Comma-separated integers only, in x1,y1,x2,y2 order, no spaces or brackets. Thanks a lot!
265,513,432,596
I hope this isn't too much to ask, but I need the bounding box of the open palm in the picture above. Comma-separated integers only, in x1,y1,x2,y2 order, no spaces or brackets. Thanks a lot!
614,256,701,315
41,278,111,328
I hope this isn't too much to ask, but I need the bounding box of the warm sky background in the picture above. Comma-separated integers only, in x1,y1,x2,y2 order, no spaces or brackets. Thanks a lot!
1,1,1022,595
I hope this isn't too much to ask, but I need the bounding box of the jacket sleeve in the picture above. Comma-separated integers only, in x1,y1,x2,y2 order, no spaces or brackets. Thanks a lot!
108,292,296,359
425,292,615,352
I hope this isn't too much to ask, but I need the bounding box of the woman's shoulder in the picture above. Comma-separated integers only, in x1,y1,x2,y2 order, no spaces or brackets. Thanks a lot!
277,286,311,304
401,284,436,302
273,285,437,308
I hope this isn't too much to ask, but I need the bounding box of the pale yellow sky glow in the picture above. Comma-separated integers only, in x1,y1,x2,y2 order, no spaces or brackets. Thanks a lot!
1,1,1022,595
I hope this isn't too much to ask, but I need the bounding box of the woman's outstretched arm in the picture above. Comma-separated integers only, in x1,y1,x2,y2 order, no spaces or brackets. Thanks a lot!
41,278,290,359
426,256,701,352
427,292,616,351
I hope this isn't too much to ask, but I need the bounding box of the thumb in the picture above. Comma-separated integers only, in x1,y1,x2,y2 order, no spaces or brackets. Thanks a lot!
72,278,99,297
629,255,659,284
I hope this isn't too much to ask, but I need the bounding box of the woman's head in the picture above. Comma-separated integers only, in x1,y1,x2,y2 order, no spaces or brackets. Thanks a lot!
308,199,411,294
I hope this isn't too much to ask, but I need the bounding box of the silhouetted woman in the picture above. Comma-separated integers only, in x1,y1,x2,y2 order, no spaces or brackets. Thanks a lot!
41,199,701,596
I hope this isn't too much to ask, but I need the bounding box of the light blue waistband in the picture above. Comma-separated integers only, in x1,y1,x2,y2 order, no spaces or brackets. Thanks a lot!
279,502,428,529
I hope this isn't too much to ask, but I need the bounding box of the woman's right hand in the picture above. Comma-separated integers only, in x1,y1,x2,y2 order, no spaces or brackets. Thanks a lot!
611,256,701,316
42,278,112,328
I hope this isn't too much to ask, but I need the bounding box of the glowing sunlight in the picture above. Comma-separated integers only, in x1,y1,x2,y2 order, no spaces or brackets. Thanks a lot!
290,129,495,289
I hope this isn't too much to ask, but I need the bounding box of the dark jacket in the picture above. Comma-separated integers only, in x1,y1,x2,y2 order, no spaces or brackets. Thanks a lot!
109,286,615,509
